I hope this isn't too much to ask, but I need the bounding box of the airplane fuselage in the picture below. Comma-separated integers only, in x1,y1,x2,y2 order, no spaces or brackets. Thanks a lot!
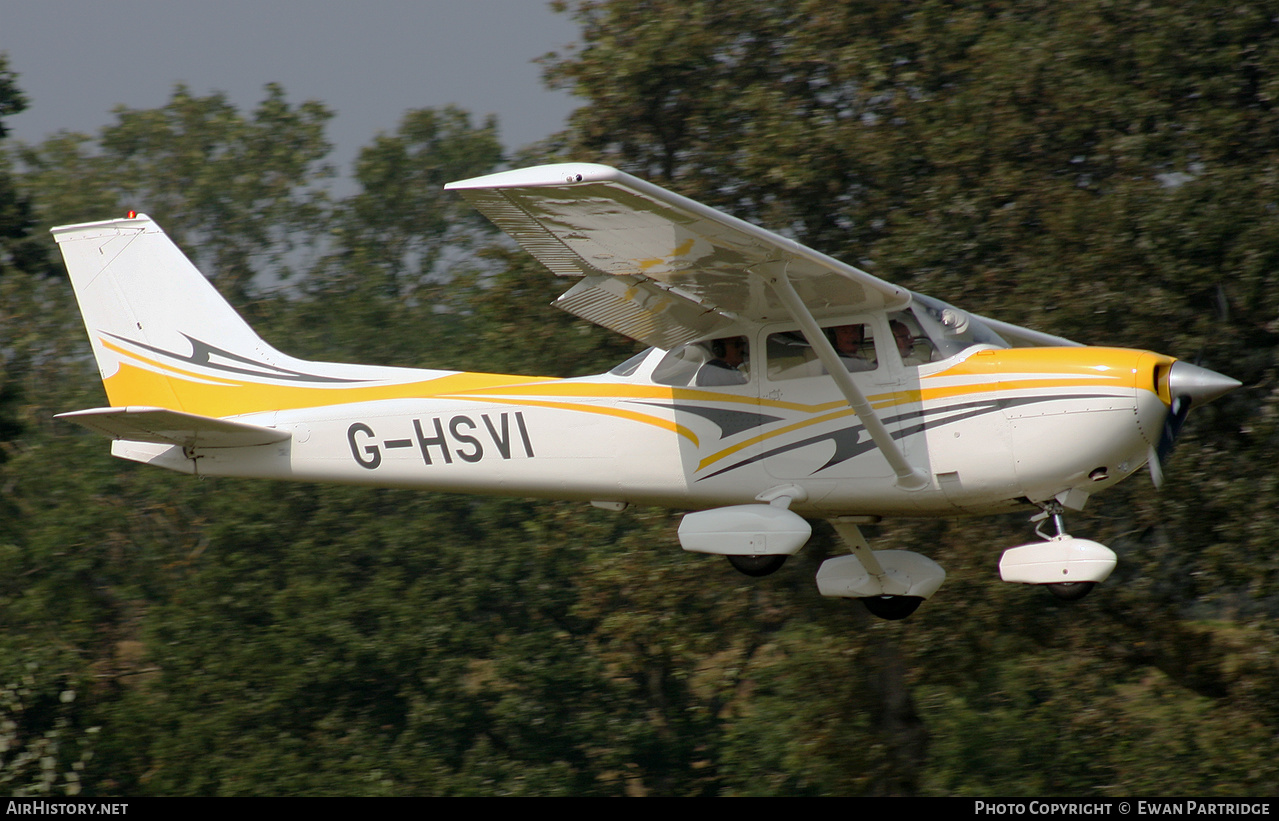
112,340,1172,518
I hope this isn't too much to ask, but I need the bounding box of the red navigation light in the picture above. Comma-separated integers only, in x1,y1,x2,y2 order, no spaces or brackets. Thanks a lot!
126,210,137,219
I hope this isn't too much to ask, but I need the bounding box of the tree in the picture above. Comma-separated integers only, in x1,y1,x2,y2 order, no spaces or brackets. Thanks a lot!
282,107,504,369
2,79,343,796
0,57,47,283
19,84,334,304
0,55,104,797
333,106,503,297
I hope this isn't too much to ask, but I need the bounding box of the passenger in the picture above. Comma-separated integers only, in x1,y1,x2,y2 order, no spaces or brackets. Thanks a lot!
830,324,873,372
695,336,749,386
891,319,927,366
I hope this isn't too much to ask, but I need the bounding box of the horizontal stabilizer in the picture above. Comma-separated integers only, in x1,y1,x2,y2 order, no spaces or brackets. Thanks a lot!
56,407,290,448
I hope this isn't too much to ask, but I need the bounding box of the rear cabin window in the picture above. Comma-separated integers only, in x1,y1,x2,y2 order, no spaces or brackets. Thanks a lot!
653,336,751,387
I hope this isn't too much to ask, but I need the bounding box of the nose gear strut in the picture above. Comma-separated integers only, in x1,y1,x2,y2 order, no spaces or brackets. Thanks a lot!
999,502,1116,601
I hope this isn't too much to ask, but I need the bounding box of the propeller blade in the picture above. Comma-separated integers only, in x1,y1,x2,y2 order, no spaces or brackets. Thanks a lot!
1156,395,1192,464
1148,362,1238,489
1148,395,1190,489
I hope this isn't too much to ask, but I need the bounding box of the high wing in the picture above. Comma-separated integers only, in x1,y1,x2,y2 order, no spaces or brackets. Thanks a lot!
976,314,1081,348
445,163,911,349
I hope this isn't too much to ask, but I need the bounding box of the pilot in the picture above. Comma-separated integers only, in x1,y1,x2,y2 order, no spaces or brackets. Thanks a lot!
696,336,749,386
891,319,926,366
829,324,873,372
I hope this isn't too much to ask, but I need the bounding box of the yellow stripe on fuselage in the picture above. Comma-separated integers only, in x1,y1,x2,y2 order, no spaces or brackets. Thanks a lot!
435,394,700,445
102,340,1170,469
101,349,554,418
692,346,1167,469
696,408,856,470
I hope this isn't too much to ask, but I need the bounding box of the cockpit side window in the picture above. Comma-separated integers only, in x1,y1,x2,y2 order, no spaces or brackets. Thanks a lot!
887,314,936,366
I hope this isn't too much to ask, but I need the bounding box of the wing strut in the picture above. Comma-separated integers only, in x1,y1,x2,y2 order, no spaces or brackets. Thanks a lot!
760,264,928,491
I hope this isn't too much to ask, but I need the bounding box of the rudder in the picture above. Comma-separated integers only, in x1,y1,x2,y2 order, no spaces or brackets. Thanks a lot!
54,214,285,413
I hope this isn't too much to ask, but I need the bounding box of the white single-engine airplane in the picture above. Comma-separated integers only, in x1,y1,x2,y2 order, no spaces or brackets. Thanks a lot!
55,163,1239,619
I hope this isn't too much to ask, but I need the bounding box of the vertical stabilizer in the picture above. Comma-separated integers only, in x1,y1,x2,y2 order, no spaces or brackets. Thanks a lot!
54,215,289,413
54,214,461,421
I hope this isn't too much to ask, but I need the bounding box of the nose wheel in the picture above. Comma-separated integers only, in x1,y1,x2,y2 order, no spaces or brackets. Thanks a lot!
1035,504,1096,601
997,502,1116,602
1045,581,1096,601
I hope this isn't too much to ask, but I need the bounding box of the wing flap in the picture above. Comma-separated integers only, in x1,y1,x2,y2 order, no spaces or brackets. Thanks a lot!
552,274,733,350
57,406,290,448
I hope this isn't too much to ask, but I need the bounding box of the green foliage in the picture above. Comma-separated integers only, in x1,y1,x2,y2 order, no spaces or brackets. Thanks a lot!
0,55,27,138
0,665,97,796
335,106,503,297
18,84,334,303
278,106,504,370
0,56,48,282
0,61,106,796
921,641,1279,796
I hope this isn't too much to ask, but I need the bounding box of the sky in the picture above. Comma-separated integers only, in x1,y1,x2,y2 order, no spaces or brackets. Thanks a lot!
2,1,583,179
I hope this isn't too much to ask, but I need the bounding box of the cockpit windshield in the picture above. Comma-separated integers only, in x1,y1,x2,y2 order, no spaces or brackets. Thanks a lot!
908,293,1009,359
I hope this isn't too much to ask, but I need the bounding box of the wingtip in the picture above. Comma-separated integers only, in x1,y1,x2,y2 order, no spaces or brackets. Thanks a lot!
444,162,625,191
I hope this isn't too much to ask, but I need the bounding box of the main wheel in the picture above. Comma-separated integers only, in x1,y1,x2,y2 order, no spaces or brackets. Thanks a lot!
1046,581,1095,601
727,554,787,577
862,595,923,620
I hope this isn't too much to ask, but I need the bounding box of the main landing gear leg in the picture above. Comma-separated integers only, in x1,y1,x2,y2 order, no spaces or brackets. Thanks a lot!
677,487,812,578
814,517,946,621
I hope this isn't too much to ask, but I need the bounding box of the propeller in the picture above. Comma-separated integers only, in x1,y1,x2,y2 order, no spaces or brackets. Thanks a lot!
1148,361,1240,489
